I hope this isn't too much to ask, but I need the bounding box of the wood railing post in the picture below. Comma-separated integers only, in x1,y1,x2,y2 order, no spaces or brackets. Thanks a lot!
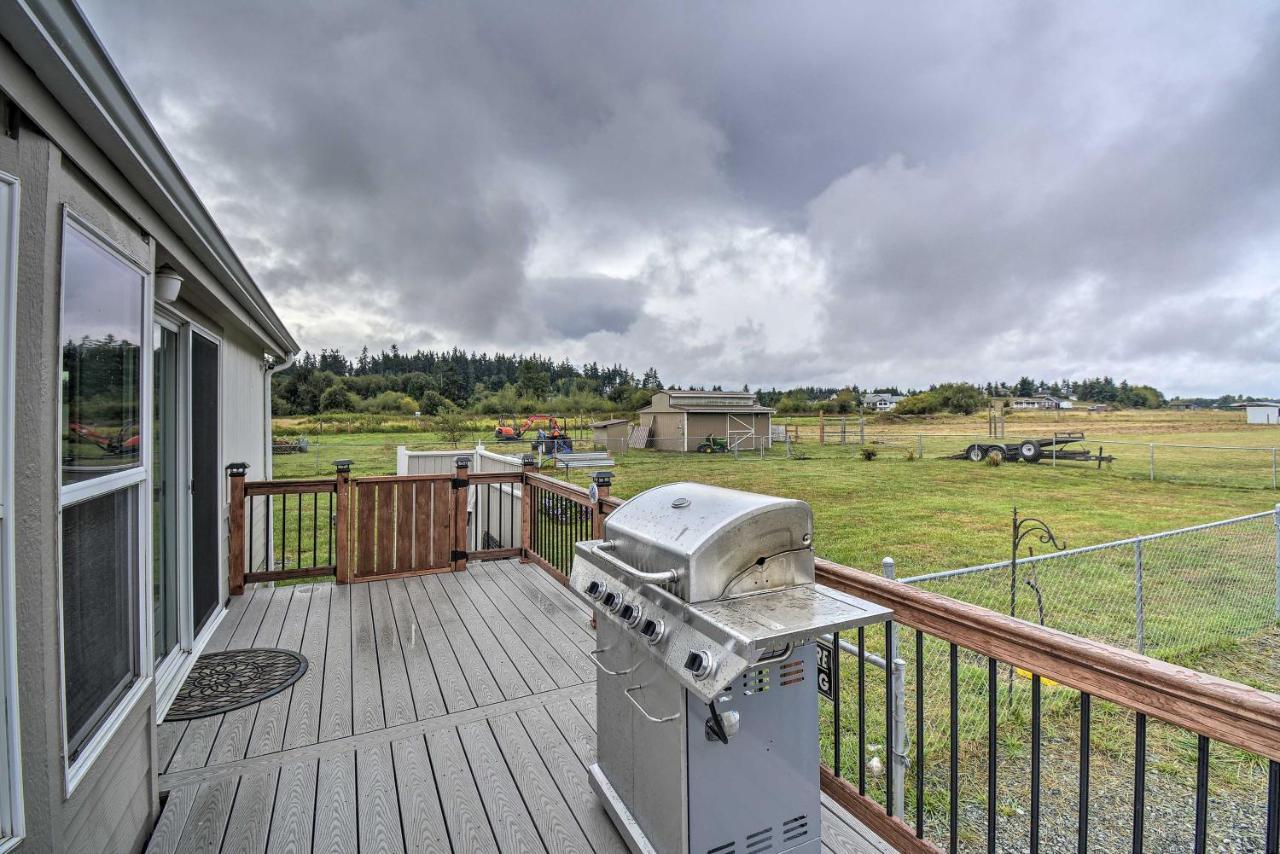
333,460,352,583
520,454,536,562
453,456,470,572
226,462,249,596
591,470,612,540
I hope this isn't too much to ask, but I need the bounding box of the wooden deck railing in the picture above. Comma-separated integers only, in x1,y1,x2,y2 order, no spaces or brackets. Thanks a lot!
226,457,619,592
813,559,1280,854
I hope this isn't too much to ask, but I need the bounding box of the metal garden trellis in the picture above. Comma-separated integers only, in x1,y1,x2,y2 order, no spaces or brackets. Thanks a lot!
1009,508,1066,702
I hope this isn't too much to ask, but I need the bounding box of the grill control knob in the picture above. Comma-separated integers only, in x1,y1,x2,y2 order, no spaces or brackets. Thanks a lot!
618,603,642,627
585,580,604,600
684,650,713,680
601,591,622,613
639,618,665,644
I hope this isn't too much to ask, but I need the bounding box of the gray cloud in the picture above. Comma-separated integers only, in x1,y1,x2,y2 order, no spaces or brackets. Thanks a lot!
81,0,1280,395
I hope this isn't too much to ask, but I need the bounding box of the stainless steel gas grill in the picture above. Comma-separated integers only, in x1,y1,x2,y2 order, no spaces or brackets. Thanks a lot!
570,482,892,854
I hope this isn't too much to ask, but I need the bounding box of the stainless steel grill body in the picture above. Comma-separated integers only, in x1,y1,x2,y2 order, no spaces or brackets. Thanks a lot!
571,483,892,854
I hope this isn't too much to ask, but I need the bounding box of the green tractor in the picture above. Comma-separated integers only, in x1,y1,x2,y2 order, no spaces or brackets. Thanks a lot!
695,435,729,454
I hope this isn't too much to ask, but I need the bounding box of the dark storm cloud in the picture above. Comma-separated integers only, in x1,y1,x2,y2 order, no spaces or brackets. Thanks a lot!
81,0,1280,394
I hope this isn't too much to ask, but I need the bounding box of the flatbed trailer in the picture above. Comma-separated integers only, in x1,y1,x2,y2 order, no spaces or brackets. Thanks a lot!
950,431,1116,465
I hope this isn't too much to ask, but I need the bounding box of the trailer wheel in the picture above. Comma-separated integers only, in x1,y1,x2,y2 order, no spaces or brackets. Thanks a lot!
1018,440,1043,463
966,444,986,462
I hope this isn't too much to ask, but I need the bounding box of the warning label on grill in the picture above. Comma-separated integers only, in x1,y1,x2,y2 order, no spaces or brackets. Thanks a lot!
816,639,835,701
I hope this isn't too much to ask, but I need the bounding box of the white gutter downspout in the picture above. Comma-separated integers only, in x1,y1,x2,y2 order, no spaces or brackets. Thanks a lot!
263,351,298,480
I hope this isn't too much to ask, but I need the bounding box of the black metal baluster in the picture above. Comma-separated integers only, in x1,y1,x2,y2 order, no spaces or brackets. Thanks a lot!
296,491,302,567
279,494,286,571
916,629,924,838
886,621,895,817
1193,735,1209,853
1031,675,1041,854
833,631,842,777
1133,713,1146,854
988,657,997,854
328,491,334,566
1267,760,1279,854
950,642,959,854
858,626,866,795
1079,693,1091,853
498,483,505,548
312,491,318,568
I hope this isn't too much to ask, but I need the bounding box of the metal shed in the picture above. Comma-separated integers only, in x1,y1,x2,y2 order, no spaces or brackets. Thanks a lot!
635,390,775,451
589,418,631,452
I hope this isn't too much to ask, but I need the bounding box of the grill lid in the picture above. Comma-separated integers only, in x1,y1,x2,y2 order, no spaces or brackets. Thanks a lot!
601,482,814,603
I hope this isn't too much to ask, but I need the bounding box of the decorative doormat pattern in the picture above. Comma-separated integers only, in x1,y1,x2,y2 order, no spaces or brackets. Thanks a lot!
166,649,308,721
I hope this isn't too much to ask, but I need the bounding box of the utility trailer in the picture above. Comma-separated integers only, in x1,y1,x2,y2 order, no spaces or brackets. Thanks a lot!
952,431,1116,465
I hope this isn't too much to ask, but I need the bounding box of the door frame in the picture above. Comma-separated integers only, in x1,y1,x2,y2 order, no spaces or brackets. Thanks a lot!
150,305,226,717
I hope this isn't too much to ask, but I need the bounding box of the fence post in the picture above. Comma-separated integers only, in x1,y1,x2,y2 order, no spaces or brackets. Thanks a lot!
1274,504,1280,621
916,434,924,460
591,471,612,540
1134,540,1145,654
520,454,536,562
1272,448,1277,490
452,457,470,572
334,460,352,584
859,415,866,446
1149,443,1156,481
881,556,906,817
819,410,825,444
226,462,249,596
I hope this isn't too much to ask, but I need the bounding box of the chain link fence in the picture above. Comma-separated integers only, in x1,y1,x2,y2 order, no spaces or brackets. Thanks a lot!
902,509,1280,682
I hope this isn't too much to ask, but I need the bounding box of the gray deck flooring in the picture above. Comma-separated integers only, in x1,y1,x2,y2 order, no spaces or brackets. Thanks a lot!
147,560,888,854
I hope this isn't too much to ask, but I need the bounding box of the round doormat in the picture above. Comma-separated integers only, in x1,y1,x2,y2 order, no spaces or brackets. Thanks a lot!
166,649,308,721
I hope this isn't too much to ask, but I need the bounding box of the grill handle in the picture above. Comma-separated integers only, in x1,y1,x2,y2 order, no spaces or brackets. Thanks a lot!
624,684,680,723
594,542,679,585
588,647,641,676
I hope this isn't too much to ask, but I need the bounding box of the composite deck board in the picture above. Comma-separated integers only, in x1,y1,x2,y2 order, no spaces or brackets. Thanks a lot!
265,758,317,854
318,583,354,741
314,752,359,854
385,577,449,718
489,712,594,854
247,587,312,757
418,574,505,706
426,726,500,852
464,564,587,686
146,567,891,853
438,571,541,696
283,583,331,750
350,582,387,734
518,704,629,854
457,718,548,854
400,574,476,713
356,741,406,854
391,734,451,853
369,579,417,726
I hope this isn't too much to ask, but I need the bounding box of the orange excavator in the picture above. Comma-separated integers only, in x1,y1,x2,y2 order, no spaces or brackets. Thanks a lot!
494,414,573,453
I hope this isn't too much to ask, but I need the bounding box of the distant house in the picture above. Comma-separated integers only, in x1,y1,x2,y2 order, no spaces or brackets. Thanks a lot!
864,393,904,412
637,390,774,451
1007,395,1071,410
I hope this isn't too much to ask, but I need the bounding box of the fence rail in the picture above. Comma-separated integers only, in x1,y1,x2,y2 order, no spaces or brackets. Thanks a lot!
815,558,1280,854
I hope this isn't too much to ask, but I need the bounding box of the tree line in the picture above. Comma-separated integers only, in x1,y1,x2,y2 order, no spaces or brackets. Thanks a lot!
271,345,1175,418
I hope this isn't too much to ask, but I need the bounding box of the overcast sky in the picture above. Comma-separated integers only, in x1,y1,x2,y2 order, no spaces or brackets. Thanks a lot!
81,1,1279,396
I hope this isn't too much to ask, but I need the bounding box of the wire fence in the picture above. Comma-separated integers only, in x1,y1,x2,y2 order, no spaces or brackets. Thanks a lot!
902,509,1280,687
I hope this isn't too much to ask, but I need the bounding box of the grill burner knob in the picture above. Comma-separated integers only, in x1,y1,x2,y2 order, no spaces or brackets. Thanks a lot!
684,650,713,680
639,617,665,644
618,603,642,627
602,591,622,613
585,580,604,600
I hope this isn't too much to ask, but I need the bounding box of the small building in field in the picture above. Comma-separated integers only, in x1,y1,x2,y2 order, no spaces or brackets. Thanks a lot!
637,390,774,451
1241,402,1280,425
589,418,631,451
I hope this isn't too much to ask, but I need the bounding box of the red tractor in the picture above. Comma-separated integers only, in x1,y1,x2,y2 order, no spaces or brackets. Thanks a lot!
493,414,574,454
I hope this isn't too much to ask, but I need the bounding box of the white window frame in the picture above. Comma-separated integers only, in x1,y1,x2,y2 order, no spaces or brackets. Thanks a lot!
56,207,153,796
0,170,26,849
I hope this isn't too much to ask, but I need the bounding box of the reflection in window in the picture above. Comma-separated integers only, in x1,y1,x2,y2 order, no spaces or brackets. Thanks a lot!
60,225,144,484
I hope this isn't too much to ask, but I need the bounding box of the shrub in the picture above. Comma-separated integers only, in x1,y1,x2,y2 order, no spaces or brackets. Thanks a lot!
859,446,878,461
318,385,360,413
985,451,1002,467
